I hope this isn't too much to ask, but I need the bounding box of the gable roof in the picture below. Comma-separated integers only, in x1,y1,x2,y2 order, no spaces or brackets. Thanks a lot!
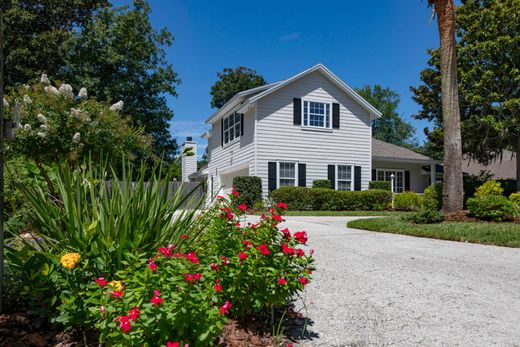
372,138,436,163
205,64,382,124
462,150,516,180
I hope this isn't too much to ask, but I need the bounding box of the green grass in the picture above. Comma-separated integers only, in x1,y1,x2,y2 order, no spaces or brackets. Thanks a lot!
348,216,520,248
253,210,413,217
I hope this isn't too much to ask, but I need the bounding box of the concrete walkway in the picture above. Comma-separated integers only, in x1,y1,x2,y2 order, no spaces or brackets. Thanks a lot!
276,216,520,347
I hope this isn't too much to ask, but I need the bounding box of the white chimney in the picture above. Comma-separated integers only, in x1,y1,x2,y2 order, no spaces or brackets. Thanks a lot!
181,137,197,182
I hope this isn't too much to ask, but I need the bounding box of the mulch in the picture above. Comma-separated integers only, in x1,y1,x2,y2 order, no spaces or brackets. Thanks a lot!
444,210,520,223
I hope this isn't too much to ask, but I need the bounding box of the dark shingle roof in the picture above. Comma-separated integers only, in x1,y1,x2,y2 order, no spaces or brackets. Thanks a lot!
372,139,434,162
462,150,516,180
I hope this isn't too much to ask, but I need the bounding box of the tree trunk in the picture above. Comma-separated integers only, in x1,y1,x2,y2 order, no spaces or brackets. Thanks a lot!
434,0,464,212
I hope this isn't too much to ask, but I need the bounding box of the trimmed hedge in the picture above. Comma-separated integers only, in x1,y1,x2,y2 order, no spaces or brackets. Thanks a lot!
312,180,332,189
232,176,262,206
270,187,392,211
368,181,391,191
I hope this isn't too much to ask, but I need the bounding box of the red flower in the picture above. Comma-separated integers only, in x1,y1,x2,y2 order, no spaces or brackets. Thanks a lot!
310,249,315,255
211,262,220,271
231,188,239,197
128,307,140,321
227,212,234,220
185,252,200,264
158,246,172,257
277,202,288,209
257,243,270,256
150,296,164,306
148,262,157,271
294,231,308,244
95,277,108,287
214,279,222,292
184,273,202,282
219,300,232,315
180,234,189,239
174,252,184,258
238,203,248,212
194,273,202,280
242,240,252,249
296,249,305,257
167,343,180,347
118,316,132,333
111,290,124,299
154,289,161,297
221,256,230,266
216,195,224,200
271,213,282,223
299,277,309,286
278,278,287,285
281,243,295,256
239,251,247,261
280,228,291,241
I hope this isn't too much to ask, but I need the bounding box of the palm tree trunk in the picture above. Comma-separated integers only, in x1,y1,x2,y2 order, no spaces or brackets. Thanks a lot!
434,0,464,212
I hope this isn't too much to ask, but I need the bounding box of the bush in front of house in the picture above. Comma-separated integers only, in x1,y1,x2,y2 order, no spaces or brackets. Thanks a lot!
270,187,392,211
423,183,443,210
368,181,391,191
467,195,518,222
232,176,262,207
312,180,332,189
405,209,445,224
393,191,423,211
474,180,504,198
509,192,520,207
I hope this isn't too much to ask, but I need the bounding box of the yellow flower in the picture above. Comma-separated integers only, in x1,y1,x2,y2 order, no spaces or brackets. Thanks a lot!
60,252,81,270
108,280,124,291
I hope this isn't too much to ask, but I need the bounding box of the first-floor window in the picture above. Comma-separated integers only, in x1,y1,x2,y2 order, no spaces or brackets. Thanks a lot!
337,165,353,190
279,162,296,187
376,169,404,193
223,112,241,145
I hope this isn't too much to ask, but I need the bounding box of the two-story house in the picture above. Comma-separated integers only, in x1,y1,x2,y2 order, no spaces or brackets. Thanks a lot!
183,64,438,199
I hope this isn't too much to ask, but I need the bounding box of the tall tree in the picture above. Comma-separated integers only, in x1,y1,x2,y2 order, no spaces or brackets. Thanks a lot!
1,0,108,86
355,85,417,147
61,0,179,159
428,0,464,212
210,67,266,109
413,0,520,189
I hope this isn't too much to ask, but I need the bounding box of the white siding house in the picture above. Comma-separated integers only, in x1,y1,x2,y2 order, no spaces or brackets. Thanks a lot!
195,64,437,199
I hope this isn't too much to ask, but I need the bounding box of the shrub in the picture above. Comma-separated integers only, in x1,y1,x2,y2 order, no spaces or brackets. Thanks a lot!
405,209,445,224
394,191,423,211
269,187,313,210
368,181,391,191
232,176,262,207
509,192,520,206
423,183,443,210
312,180,332,189
474,180,504,198
467,195,518,221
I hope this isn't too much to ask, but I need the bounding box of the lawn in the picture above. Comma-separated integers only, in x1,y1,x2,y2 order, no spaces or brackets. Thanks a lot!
347,216,520,248
255,210,413,217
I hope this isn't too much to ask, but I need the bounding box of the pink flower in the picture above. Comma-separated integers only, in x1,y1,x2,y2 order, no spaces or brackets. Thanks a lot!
185,252,200,264
150,296,164,306
221,256,230,266
227,212,234,220
257,243,270,256
278,278,287,285
219,300,232,315
211,262,220,271
310,249,315,255
100,305,106,314
277,202,288,209
111,290,124,299
154,289,161,297
239,251,247,261
158,246,172,257
214,279,222,292
242,240,252,249
148,262,157,271
128,307,140,321
281,243,295,256
95,277,108,286
238,203,248,212
167,343,180,347
299,277,309,286
294,231,308,244
118,316,132,333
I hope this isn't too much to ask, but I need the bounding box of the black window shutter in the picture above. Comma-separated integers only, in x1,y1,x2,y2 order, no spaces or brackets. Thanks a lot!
405,171,410,191
293,98,302,125
240,113,244,136
298,163,306,187
220,118,224,146
332,103,340,129
354,166,362,191
372,169,376,181
268,162,277,192
328,165,336,189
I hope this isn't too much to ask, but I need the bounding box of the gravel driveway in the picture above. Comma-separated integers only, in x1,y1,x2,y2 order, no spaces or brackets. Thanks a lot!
276,216,520,347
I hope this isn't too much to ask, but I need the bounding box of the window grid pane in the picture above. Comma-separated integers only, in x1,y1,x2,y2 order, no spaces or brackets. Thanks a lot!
376,170,404,193
223,112,241,144
303,100,330,129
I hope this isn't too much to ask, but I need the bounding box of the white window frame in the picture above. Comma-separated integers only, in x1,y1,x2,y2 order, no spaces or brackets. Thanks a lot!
335,164,354,191
222,112,241,145
375,169,405,193
302,100,332,129
277,161,298,188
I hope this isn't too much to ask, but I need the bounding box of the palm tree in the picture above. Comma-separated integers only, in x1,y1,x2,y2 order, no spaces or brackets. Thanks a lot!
428,0,463,212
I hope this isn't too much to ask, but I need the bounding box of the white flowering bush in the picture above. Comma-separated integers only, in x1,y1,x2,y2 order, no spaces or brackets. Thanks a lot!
5,74,152,167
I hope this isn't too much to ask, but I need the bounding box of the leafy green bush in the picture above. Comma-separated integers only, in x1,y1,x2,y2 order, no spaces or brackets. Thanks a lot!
405,209,445,224
423,183,443,210
394,191,423,211
467,195,518,221
474,180,504,198
509,192,520,206
368,181,391,191
232,176,262,207
312,180,332,189
270,187,392,211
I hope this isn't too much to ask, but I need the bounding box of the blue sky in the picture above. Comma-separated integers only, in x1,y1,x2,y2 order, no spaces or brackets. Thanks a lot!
116,1,441,158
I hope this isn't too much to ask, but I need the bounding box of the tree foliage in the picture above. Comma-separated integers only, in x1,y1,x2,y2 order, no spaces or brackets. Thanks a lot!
210,67,266,109
355,85,417,147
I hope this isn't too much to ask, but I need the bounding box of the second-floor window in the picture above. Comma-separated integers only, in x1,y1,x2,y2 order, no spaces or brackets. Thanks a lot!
303,100,331,128
223,112,241,144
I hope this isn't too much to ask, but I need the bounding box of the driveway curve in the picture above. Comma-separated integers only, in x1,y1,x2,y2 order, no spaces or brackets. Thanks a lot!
279,216,520,347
